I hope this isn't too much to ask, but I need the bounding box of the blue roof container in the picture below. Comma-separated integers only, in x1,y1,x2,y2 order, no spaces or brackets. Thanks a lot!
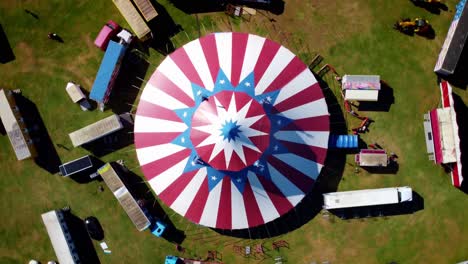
90,40,127,103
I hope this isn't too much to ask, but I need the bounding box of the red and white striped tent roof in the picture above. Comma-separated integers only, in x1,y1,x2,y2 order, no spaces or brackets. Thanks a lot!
134,32,330,229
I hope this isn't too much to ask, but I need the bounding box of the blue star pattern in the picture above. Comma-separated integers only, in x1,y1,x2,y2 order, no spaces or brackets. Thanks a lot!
172,69,294,193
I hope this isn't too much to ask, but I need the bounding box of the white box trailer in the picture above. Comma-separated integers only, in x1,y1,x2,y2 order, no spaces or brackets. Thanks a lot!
341,75,380,102
112,0,152,40
69,114,123,147
323,186,413,210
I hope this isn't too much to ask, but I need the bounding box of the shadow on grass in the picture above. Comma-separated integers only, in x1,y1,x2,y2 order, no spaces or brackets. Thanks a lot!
24,9,39,19
452,93,467,194
327,191,424,220
358,81,395,112
112,163,186,244
147,0,183,55
359,161,399,174
410,0,448,15
438,45,468,89
81,113,134,157
417,25,436,40
231,0,285,15
107,51,149,114
212,76,346,238
169,0,227,14
0,24,15,64
14,94,62,174
64,210,101,264
0,119,5,135
73,84,97,111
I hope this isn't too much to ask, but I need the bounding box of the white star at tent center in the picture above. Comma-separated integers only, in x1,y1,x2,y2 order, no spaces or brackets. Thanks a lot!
274,145,279,151
211,176,218,181
236,178,242,183
183,111,187,117
181,137,185,143
219,79,225,84
244,82,251,87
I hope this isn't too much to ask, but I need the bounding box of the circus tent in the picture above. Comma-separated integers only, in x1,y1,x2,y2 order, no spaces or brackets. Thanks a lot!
134,32,330,229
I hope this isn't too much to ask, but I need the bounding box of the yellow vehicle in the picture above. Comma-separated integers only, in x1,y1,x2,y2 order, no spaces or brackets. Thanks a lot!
393,18,431,35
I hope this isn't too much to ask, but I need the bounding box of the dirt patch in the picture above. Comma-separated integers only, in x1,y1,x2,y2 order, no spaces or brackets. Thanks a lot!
16,42,37,73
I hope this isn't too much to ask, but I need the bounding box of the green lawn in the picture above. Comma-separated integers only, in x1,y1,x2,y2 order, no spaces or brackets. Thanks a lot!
1,0,467,263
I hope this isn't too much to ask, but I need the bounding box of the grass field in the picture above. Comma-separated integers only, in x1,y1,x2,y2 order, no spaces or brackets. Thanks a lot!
1,0,467,263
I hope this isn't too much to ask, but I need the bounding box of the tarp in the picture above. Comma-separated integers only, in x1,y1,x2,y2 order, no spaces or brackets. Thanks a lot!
134,33,330,230
90,41,127,103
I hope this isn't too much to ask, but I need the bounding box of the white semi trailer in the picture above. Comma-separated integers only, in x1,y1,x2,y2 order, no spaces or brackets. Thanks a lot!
323,186,413,210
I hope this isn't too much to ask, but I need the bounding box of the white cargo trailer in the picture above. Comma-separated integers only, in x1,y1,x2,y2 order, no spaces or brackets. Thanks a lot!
323,186,413,210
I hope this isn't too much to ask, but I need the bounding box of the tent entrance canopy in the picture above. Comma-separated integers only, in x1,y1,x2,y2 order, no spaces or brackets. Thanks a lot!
342,75,380,101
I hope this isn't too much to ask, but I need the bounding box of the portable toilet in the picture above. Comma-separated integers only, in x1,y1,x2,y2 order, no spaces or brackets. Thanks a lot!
151,220,167,237
165,256,180,264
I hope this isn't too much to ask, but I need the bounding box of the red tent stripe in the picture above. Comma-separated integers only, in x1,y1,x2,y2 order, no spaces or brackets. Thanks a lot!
279,140,328,166
264,56,308,94
190,129,211,148
199,34,220,84
184,178,210,223
267,155,315,193
215,177,232,229
135,132,182,149
230,32,249,87
136,100,182,122
158,170,199,206
141,149,192,180
273,83,324,112
253,39,281,86
242,182,264,227
171,47,204,87
149,71,194,107
280,115,330,132
257,175,294,215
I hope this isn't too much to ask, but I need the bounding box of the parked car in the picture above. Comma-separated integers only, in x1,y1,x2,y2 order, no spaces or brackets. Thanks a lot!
84,216,104,240
94,20,121,51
